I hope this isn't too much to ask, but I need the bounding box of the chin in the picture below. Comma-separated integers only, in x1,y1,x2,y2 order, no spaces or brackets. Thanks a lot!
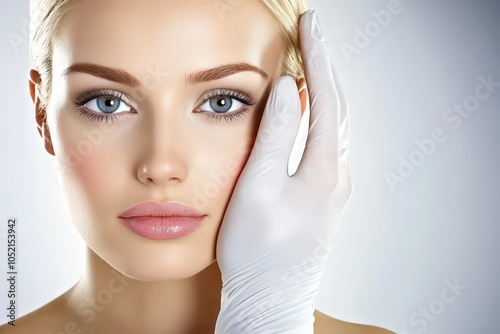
119,253,215,282
88,231,218,282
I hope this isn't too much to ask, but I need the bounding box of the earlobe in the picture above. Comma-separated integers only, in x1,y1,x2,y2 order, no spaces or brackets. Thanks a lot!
29,69,55,156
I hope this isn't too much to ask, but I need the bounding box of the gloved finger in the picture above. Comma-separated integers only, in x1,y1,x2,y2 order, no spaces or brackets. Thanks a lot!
296,10,341,182
339,107,350,164
243,76,302,181
322,40,351,164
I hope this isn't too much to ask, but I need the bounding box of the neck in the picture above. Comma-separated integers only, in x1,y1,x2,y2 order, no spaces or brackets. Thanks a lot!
65,247,222,333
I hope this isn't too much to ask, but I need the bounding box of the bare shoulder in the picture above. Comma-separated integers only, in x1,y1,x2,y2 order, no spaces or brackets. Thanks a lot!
0,294,73,334
314,309,396,334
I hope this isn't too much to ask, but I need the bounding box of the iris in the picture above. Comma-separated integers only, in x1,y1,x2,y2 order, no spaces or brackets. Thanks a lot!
210,97,232,113
96,96,122,113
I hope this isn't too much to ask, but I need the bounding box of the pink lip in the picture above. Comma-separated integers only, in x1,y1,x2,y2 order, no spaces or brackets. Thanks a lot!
118,202,206,240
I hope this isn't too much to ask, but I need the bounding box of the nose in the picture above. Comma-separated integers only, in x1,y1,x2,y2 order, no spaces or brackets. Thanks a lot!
136,117,188,187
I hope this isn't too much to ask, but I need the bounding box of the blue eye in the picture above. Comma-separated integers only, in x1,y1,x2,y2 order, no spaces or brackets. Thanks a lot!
85,95,132,114
199,96,245,114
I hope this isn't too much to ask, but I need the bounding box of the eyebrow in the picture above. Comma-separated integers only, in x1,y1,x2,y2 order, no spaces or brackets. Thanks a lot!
62,62,269,87
186,63,269,84
63,63,141,87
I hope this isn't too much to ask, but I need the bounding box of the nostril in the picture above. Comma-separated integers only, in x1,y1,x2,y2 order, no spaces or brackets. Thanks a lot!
136,158,186,186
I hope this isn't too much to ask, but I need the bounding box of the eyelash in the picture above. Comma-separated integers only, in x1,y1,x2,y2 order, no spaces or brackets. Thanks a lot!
73,88,257,124
197,88,257,123
73,89,129,124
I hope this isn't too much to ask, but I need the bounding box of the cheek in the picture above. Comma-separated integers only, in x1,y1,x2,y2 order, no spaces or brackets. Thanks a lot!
190,120,259,216
195,141,249,207
52,115,127,222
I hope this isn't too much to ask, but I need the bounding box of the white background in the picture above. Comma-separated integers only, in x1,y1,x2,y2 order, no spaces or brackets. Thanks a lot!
1,0,499,333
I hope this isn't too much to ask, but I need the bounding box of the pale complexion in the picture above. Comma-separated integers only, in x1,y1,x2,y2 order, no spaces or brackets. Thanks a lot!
6,0,394,333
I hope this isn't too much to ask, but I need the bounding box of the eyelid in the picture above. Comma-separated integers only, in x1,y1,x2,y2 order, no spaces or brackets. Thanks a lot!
193,88,257,123
73,88,136,110
203,108,251,123
197,88,258,108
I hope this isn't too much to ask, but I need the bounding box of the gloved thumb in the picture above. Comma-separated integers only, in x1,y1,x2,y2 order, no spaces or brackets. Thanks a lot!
245,76,302,179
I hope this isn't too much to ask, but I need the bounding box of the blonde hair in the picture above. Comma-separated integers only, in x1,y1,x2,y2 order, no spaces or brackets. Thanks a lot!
29,0,80,109
261,0,308,80
29,0,308,109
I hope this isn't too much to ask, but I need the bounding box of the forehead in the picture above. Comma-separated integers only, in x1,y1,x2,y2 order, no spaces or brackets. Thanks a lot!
53,0,284,78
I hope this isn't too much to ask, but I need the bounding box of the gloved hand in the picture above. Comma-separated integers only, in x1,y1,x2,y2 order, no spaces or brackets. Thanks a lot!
215,10,352,334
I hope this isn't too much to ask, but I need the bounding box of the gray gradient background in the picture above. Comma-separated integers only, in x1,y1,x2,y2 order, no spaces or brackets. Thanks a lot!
1,0,499,333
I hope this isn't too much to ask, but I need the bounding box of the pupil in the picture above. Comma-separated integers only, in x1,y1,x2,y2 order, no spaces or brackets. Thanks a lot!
217,99,226,106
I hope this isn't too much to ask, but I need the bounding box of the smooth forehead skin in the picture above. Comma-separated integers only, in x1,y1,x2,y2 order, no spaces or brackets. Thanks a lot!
50,0,284,101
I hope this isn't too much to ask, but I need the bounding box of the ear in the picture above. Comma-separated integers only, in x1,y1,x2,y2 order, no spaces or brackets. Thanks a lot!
296,77,308,116
29,69,55,156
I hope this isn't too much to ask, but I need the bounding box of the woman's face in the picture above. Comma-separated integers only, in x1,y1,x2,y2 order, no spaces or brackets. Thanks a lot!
45,0,286,280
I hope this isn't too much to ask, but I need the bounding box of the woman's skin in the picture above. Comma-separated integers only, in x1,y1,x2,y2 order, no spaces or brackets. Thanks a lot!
4,0,394,333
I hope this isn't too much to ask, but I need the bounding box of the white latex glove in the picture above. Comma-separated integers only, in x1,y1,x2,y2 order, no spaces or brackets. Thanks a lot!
215,10,352,334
